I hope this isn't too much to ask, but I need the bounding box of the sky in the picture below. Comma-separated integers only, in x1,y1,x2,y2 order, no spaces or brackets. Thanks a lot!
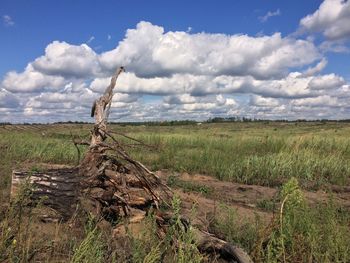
1,0,350,123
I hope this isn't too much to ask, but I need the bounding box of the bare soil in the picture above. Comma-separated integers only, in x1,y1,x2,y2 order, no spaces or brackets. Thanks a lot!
157,171,350,229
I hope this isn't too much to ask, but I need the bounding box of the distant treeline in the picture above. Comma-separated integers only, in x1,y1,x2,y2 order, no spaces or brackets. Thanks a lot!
205,117,350,123
3,118,350,126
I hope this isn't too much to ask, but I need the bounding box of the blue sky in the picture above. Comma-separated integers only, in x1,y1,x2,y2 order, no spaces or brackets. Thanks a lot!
1,0,321,75
1,0,350,122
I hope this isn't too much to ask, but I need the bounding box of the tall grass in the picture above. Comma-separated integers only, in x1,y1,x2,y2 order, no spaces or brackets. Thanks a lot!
212,178,350,262
1,131,80,164
1,123,350,262
131,132,350,187
1,123,350,189
70,218,107,263
128,196,203,263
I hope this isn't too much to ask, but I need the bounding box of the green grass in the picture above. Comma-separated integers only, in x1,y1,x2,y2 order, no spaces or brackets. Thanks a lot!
0,130,81,164
1,122,350,262
211,178,350,263
166,175,214,197
1,122,350,193
256,198,276,212
126,122,350,188
70,218,106,263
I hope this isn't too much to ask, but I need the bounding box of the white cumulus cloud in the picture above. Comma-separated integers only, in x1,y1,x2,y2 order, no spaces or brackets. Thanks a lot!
300,0,350,40
32,41,101,78
1,21,349,122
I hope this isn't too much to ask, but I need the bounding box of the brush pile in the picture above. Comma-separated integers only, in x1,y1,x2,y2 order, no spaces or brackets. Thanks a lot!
77,67,170,225
11,67,253,263
77,67,252,262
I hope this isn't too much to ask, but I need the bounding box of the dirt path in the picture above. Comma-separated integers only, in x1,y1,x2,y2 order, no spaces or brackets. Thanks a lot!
157,171,350,229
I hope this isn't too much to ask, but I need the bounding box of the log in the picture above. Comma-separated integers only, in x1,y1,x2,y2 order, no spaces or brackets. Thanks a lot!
11,168,81,221
9,67,253,262
194,229,254,263
10,167,253,262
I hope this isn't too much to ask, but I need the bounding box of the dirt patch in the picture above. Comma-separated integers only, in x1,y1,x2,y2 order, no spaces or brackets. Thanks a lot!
157,171,350,229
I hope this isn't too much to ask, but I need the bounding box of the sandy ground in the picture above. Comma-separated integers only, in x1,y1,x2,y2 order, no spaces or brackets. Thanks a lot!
156,171,350,229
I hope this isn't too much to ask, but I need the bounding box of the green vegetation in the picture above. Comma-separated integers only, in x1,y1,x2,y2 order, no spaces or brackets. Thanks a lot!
0,122,350,262
167,175,213,197
256,198,276,212
0,179,203,262
0,177,34,262
70,218,106,263
211,178,350,263
1,122,350,190
128,196,203,263
129,123,350,188
257,178,350,263
211,204,262,254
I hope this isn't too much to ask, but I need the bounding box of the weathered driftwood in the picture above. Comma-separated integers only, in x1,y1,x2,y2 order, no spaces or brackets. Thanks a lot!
78,66,167,222
90,66,124,146
193,229,253,263
11,168,81,221
10,67,253,263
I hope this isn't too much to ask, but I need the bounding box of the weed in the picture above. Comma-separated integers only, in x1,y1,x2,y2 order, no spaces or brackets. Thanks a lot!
0,177,35,262
167,175,213,197
210,178,350,262
128,195,203,263
1,123,350,262
129,211,161,263
254,177,350,263
70,217,107,263
211,204,262,253
256,198,276,212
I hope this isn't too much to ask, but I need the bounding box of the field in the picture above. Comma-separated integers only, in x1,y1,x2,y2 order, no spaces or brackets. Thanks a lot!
1,122,350,262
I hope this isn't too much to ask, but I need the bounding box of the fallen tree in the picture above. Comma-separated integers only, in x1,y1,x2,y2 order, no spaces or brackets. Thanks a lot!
11,67,253,263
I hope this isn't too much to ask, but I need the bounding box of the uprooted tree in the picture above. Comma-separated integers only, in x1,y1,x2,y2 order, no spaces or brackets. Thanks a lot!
11,67,253,263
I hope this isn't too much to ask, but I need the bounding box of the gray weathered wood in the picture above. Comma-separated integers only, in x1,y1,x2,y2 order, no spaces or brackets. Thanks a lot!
90,66,125,146
9,65,253,262
11,168,81,220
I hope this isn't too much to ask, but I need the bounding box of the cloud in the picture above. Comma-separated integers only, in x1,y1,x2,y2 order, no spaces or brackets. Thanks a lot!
319,41,350,53
87,36,95,43
2,15,14,26
99,21,320,79
31,41,101,78
291,95,339,107
302,58,327,76
1,21,350,122
300,0,350,40
259,9,281,23
250,95,280,107
308,73,345,90
96,71,342,100
164,94,196,104
161,94,237,117
2,64,66,93
0,89,19,108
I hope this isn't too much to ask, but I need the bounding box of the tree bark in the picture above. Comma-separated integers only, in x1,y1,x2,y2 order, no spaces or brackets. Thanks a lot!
90,67,124,146
11,168,81,221
9,66,253,263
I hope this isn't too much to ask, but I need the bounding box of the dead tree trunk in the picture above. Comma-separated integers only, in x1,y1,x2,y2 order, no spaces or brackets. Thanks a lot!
79,66,164,218
11,168,81,221
90,67,124,146
10,67,253,263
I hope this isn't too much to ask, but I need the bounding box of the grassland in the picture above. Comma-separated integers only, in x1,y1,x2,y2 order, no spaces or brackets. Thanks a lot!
0,122,349,262
2,121,350,188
